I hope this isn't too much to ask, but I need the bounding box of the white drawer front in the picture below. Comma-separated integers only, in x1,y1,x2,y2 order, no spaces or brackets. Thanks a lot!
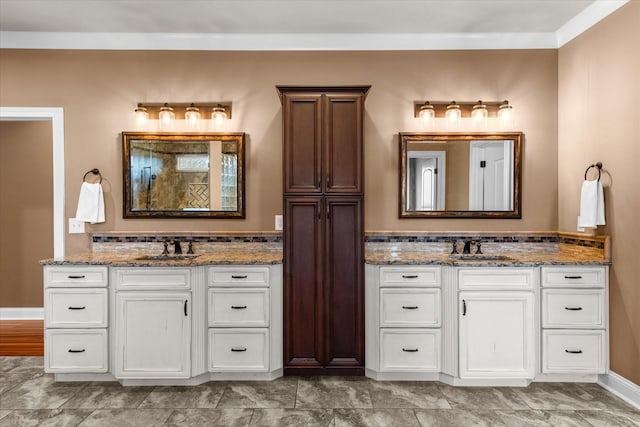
542,289,606,329
208,329,268,372
45,266,108,288
45,289,107,328
208,288,269,327
45,329,108,373
380,267,441,287
380,288,441,327
209,267,269,287
458,268,534,290
541,266,606,288
380,329,441,372
115,268,191,290
543,330,606,374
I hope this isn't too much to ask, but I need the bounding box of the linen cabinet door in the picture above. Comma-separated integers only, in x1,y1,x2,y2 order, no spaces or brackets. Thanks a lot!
284,197,324,374
324,93,364,194
459,291,535,379
282,93,323,194
324,197,364,373
115,292,191,378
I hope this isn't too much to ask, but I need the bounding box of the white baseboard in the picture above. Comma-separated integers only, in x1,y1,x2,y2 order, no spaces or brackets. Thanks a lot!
598,371,640,410
0,307,44,320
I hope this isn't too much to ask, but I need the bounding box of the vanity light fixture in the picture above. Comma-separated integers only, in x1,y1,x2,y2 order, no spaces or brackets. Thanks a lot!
211,104,228,128
134,105,149,130
185,103,201,130
471,100,488,127
418,102,435,126
158,103,175,131
498,100,513,126
132,102,232,131
445,101,461,128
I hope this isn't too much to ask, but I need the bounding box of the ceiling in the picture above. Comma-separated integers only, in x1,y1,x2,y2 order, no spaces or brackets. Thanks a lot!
0,0,629,50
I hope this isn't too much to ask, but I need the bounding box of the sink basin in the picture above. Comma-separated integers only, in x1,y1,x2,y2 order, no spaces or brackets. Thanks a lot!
449,254,514,261
135,254,200,261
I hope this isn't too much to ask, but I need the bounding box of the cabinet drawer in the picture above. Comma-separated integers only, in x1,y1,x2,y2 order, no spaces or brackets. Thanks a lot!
115,268,191,290
45,289,107,328
208,288,269,327
208,329,268,372
209,267,269,287
379,329,440,372
45,266,108,288
542,289,606,329
542,330,606,374
380,267,441,287
458,268,534,290
45,329,108,373
541,267,606,288
380,288,441,327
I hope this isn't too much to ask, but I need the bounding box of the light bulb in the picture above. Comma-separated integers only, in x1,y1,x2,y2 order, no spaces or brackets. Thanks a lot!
158,103,175,131
471,101,488,128
211,105,227,128
418,102,435,126
134,105,148,130
185,104,201,130
498,100,513,127
445,101,461,128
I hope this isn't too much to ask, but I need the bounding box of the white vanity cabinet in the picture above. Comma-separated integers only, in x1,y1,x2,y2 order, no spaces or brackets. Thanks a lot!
207,265,283,376
44,266,109,373
365,265,442,379
458,268,536,379
541,266,608,374
113,268,192,379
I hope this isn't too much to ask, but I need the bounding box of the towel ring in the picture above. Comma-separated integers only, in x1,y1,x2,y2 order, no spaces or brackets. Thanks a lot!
83,168,102,184
584,162,602,181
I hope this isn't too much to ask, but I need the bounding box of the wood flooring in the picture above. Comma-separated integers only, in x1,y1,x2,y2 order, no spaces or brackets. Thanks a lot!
0,320,44,356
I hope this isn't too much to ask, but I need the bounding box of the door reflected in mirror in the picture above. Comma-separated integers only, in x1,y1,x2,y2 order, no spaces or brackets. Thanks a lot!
400,132,522,218
122,132,245,218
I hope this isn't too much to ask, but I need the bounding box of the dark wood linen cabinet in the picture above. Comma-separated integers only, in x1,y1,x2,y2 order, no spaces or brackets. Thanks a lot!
277,86,370,375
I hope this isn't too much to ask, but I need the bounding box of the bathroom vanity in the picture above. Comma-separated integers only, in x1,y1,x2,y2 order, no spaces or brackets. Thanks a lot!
41,232,609,387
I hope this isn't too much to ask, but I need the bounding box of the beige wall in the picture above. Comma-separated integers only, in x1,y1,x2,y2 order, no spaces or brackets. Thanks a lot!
0,49,558,255
559,2,640,384
0,121,53,307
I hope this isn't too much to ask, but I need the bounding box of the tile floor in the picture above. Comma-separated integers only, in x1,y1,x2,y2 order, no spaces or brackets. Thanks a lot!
0,357,638,426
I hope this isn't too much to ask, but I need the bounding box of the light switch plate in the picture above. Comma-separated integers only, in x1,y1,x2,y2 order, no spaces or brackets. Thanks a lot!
68,218,85,234
275,215,283,231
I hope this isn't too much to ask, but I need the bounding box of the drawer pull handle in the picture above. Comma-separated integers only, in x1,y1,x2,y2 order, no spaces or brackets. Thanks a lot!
462,299,467,316
565,349,583,354
564,306,583,311
402,348,419,352
67,275,86,279
231,347,247,352
68,306,86,310
402,275,418,279
68,349,86,353
231,275,248,279
564,275,583,279
231,305,247,309
402,306,419,310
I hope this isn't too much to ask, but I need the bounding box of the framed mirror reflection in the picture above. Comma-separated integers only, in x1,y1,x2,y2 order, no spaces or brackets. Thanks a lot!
122,132,245,218
399,132,522,218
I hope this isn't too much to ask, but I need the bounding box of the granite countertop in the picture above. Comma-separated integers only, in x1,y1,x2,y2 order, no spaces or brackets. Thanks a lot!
365,243,610,266
40,248,283,266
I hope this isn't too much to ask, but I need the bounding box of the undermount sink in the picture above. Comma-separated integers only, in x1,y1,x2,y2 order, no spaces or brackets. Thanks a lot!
449,254,514,261
135,254,200,261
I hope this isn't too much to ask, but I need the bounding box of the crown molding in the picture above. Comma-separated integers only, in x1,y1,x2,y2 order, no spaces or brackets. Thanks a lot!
556,0,629,47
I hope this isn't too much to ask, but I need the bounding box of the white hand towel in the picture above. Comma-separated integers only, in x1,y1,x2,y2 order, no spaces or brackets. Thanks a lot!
577,179,605,231
75,182,105,224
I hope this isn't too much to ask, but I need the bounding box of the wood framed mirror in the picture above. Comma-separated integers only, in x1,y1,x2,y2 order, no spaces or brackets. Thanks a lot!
122,132,245,218
399,132,522,218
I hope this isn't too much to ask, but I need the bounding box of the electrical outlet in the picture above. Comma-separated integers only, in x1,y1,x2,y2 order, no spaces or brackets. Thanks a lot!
68,218,85,234
275,215,283,231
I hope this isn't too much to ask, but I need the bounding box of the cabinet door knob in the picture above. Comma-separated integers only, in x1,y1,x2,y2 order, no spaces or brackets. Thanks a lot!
231,275,248,279
564,275,583,279
564,306,583,311
68,349,86,353
402,348,419,352
68,306,86,310
231,305,247,309
401,275,418,279
231,347,247,352
402,306,418,310
565,349,583,354
67,275,86,279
